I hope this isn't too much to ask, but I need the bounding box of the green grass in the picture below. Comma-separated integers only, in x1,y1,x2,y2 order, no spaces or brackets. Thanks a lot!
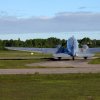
0,50,99,68
89,53,100,64
0,50,52,58
95,53,100,57
0,59,47,69
0,73,100,100
89,58,100,64
0,50,52,69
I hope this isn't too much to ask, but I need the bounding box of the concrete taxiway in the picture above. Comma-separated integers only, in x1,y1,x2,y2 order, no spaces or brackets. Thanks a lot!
0,59,100,74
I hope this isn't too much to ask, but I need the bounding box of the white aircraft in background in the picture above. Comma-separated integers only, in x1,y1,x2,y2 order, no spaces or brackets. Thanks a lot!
6,36,100,60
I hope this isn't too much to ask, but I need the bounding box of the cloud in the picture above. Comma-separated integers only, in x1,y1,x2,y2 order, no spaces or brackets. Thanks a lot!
0,11,8,17
0,12,100,34
78,6,87,10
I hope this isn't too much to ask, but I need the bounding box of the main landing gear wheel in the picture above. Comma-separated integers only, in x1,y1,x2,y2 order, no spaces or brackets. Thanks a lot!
84,57,87,60
58,57,61,60
72,57,75,60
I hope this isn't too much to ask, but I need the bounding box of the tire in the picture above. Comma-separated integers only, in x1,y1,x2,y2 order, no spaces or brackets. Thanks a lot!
72,57,75,60
58,57,61,60
84,57,87,60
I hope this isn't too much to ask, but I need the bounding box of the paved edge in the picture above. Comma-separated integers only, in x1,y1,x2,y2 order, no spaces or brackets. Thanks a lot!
0,68,100,74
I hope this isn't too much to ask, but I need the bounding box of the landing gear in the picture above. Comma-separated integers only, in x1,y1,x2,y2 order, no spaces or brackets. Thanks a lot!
58,57,61,60
84,57,87,60
72,56,75,60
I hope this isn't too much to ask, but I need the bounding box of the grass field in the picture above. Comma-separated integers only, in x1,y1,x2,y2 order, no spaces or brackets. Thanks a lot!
0,50,51,68
89,58,100,64
0,50,100,100
95,53,100,57
0,50,100,68
0,50,52,58
89,53,100,64
0,73,100,100
0,59,47,68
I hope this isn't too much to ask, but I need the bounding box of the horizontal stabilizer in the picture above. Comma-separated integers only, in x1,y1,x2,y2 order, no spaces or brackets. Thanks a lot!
76,53,94,57
53,53,71,58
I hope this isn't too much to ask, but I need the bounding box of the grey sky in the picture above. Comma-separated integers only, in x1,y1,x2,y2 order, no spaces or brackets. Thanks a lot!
0,12,100,34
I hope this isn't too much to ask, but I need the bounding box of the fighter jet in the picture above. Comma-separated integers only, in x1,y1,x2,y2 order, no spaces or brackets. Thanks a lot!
6,36,100,60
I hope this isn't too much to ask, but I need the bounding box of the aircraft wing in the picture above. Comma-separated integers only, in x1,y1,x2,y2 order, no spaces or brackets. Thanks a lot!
88,48,100,53
76,47,100,58
5,47,58,54
76,53,94,58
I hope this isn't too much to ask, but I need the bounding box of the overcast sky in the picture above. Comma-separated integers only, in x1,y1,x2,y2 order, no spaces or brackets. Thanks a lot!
0,0,100,40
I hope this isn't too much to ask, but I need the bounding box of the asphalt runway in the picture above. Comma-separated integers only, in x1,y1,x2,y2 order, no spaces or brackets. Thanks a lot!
0,59,100,74
26,59,100,68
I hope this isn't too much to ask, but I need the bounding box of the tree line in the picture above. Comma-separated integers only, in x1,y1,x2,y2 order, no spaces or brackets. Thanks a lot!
0,37,100,50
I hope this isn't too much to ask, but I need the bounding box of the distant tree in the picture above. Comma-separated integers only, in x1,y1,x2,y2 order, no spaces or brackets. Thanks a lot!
25,39,33,47
61,39,66,47
0,37,100,50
